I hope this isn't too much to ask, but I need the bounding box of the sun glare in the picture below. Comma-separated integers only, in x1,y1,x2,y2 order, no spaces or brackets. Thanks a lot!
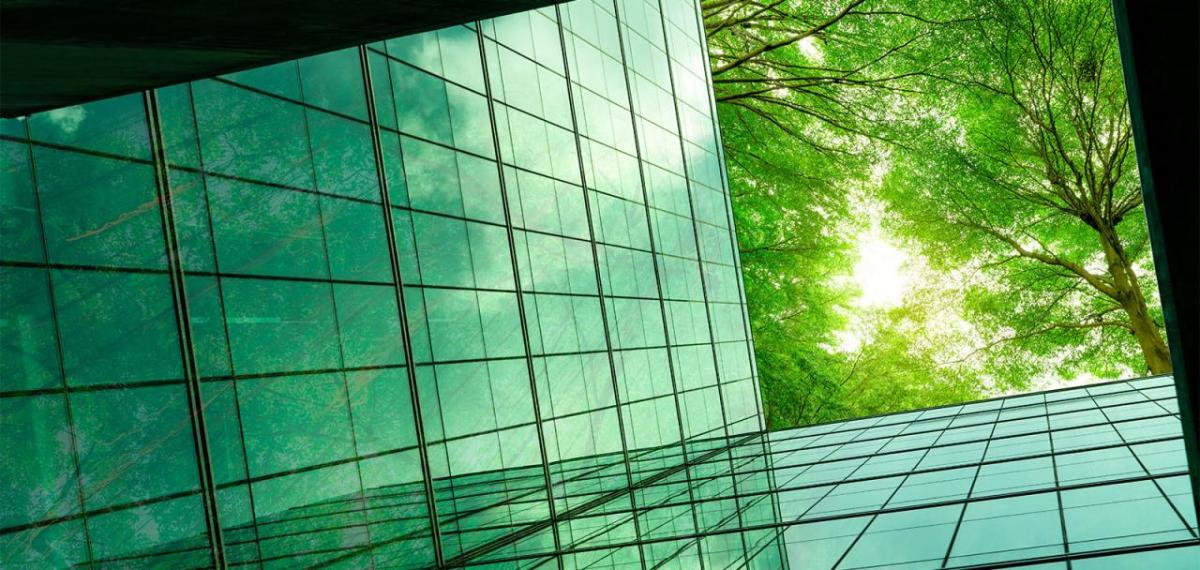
851,232,909,308
831,226,912,354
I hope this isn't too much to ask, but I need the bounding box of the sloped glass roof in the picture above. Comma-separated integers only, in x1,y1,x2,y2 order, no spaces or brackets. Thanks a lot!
103,375,1197,568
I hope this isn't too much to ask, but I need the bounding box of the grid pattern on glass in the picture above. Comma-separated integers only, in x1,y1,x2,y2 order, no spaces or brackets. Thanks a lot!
25,376,1195,568
0,0,762,566
2,1,1196,569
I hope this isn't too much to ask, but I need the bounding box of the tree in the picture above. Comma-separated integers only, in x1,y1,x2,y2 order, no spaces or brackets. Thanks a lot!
703,0,972,153
882,0,1170,376
706,0,1169,428
707,0,992,427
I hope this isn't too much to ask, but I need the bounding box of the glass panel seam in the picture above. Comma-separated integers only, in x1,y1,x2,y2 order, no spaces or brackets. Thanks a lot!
144,89,227,569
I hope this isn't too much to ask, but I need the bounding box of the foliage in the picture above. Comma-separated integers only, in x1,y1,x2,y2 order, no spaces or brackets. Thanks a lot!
707,0,1169,428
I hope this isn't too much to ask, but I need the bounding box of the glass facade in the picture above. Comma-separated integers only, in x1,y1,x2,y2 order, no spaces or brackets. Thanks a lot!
0,0,763,567
1,1,1197,569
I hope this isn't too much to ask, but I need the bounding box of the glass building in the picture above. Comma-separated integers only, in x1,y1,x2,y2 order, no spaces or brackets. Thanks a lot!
0,0,1196,568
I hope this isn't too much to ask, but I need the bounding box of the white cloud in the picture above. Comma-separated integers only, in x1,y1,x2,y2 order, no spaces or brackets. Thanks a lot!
45,105,87,135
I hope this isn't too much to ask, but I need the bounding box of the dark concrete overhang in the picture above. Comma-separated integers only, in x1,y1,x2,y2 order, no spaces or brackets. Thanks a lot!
1113,0,1200,523
0,0,560,118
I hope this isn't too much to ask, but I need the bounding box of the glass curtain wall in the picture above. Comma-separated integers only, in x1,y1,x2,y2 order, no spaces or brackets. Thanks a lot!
125,376,1200,567
0,0,763,567
4,0,1197,568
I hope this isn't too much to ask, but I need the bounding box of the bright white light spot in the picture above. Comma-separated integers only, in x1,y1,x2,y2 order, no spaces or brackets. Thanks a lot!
851,232,909,308
834,328,863,353
797,36,825,64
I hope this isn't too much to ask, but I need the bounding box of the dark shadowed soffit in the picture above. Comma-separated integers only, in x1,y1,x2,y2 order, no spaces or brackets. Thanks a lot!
1112,0,1200,523
0,0,561,117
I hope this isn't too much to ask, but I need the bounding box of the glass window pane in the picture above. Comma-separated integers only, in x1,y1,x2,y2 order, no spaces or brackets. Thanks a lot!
1,266,61,391
947,493,1064,566
237,373,355,476
53,269,181,385
1,140,44,263
35,148,164,269
837,506,959,569
74,385,199,507
1061,480,1193,552
222,277,341,374
0,395,79,527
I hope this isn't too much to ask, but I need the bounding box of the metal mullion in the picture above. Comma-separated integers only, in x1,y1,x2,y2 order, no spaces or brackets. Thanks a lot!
0,259,170,275
649,457,778,566
604,0,711,565
658,438,837,569
200,362,407,383
16,120,98,569
506,212,567,508
357,44,446,567
672,0,762,405
418,441,663,525
441,432,758,566
0,133,155,164
367,48,470,554
463,406,1196,567
1139,382,1185,419
208,75,371,127
648,540,702,570
470,470,1199,568
436,455,627,535
402,108,470,570
214,506,430,547
943,538,1200,570
554,3,651,567
365,44,490,100
211,442,420,490
446,100,511,537
292,62,379,569
170,162,382,206
181,77,267,564
739,394,1178,472
652,0,763,562
1044,402,1074,570
0,377,185,400
0,486,205,536
728,525,790,570
679,410,1185,490
472,21,566,566
391,433,1193,536
830,399,972,570
144,89,226,569
649,0,733,434
606,0,692,454
939,408,1002,567
1088,391,1197,538
481,536,1200,569
773,374,1169,440
16,463,1186,561
688,0,782,546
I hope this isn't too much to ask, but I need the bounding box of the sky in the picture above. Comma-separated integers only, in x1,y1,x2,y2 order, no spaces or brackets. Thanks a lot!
833,226,909,354
851,231,909,308
833,187,912,353
832,200,1109,395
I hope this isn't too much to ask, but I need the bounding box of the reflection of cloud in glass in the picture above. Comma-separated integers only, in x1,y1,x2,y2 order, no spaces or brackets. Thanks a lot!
44,105,87,135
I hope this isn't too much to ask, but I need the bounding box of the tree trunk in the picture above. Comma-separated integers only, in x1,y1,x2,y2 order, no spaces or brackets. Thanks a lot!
1098,226,1173,374
1122,294,1173,374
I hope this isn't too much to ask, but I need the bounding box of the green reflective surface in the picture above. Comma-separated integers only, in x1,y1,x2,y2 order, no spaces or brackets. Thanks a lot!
1,0,1196,568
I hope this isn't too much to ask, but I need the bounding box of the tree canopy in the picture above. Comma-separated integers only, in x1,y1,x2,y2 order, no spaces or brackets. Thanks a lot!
705,0,1168,428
